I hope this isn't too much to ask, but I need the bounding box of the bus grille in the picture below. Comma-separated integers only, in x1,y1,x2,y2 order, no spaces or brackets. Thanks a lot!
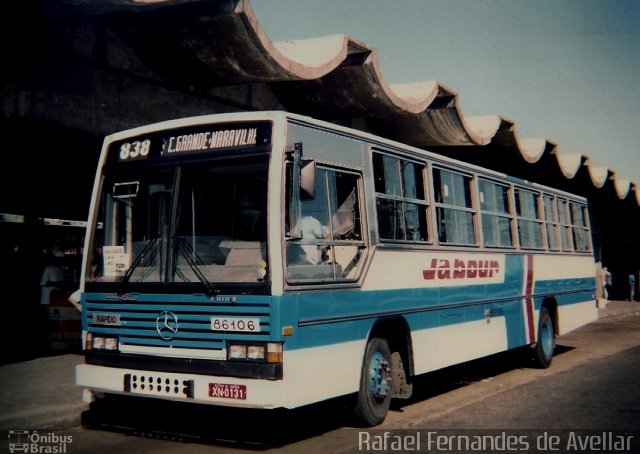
84,296,271,351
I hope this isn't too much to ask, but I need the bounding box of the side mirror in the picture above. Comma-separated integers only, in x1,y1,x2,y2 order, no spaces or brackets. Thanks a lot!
300,160,316,200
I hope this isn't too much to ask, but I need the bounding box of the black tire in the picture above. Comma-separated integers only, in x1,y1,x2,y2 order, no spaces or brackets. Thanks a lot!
352,337,392,426
531,306,555,368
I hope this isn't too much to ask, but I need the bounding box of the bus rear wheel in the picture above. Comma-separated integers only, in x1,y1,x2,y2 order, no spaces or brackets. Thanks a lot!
353,337,392,426
531,306,555,368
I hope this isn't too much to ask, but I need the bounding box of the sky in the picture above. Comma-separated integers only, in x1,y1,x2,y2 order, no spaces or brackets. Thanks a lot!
250,0,640,184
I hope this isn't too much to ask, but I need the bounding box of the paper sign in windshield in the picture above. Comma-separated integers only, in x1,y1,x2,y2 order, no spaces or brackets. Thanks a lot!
103,245,130,277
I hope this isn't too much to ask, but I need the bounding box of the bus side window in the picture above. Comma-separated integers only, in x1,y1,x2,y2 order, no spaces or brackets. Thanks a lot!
557,198,573,252
543,195,560,251
433,168,476,246
515,188,544,249
570,202,591,252
373,152,428,243
478,179,514,248
286,167,366,282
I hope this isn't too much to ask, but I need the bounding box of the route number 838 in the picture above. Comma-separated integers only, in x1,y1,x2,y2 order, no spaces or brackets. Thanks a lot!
119,140,151,160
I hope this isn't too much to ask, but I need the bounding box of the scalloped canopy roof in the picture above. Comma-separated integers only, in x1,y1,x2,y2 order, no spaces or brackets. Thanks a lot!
50,0,639,208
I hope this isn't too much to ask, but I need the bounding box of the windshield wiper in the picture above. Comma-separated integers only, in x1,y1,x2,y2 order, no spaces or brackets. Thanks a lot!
120,238,159,288
173,237,216,294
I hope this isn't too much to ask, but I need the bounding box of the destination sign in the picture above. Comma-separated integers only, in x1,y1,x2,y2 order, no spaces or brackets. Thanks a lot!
111,121,271,163
162,127,259,155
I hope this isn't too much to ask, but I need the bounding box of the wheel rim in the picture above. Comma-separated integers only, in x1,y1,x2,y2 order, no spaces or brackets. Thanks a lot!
368,351,391,404
540,317,554,357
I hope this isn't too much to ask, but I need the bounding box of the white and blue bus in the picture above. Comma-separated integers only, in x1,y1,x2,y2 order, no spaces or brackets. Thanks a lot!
76,111,597,426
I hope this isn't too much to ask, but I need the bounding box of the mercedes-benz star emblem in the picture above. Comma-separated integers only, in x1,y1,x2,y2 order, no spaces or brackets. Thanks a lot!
156,311,179,340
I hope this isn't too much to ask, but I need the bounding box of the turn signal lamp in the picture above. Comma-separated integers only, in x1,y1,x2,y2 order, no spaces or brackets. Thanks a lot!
266,343,283,363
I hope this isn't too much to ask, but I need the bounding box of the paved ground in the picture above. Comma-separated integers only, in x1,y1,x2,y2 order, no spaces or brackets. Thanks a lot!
0,352,85,430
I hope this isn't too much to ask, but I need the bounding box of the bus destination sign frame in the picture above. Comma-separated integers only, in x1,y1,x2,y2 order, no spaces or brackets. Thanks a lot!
112,121,272,163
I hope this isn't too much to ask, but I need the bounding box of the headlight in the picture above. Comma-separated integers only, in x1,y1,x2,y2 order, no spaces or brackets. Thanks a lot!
247,345,265,360
104,337,119,351
228,344,247,360
89,335,119,351
93,337,105,349
227,342,282,363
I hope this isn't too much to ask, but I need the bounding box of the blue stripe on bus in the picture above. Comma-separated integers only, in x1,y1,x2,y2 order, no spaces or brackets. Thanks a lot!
82,252,594,353
274,278,594,351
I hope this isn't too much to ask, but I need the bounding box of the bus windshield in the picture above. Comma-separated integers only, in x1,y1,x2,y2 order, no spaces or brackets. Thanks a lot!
88,157,269,288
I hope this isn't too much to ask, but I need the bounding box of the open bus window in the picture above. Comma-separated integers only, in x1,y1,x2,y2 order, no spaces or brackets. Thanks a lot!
286,166,366,282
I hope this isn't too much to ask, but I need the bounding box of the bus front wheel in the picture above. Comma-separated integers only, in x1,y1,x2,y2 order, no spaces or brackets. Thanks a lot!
353,337,392,426
531,306,555,368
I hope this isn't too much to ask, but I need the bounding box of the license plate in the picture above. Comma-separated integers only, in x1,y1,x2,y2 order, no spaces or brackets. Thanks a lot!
208,383,247,400
211,317,260,332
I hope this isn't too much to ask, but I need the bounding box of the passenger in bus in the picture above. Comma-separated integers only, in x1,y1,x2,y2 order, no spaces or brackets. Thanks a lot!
296,215,329,264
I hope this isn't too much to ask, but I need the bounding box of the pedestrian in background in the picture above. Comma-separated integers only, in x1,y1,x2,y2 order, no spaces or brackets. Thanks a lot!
39,251,65,353
629,273,637,302
68,288,82,311
40,253,65,305
602,266,612,304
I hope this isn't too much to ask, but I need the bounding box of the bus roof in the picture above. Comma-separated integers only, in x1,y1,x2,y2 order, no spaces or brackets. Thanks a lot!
104,110,588,203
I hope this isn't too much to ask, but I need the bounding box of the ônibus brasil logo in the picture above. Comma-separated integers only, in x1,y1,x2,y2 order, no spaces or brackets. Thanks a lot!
8,430,73,453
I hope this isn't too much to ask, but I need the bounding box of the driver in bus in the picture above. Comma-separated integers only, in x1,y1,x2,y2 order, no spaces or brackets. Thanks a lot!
298,215,329,264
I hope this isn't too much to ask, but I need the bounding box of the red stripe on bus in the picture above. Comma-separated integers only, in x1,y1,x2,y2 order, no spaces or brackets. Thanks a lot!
525,254,536,343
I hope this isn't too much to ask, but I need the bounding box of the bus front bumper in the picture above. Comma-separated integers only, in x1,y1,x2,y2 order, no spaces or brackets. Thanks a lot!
76,363,284,409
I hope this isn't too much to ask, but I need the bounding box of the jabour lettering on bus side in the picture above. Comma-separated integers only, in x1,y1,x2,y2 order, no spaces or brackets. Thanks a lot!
423,257,500,280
